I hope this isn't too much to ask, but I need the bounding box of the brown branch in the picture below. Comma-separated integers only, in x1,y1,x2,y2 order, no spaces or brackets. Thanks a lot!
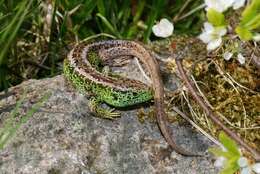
23,60,51,71
175,58,260,162
251,54,260,70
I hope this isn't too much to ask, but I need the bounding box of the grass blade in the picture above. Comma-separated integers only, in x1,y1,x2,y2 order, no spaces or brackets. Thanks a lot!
0,92,51,149
0,0,34,65
96,13,121,38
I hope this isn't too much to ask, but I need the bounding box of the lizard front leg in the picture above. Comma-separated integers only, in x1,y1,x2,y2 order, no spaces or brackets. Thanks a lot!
88,96,121,120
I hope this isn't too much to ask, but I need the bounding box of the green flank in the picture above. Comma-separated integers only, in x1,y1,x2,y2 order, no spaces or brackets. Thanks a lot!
63,59,153,108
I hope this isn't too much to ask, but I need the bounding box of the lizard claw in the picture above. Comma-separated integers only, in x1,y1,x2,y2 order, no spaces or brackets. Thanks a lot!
100,108,121,119
89,98,121,119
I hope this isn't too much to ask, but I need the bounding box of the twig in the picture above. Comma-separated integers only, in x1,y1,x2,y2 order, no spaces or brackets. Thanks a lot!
173,0,192,22
175,58,260,161
81,33,116,42
174,3,206,22
251,54,260,70
216,111,260,130
181,91,214,133
134,57,152,84
23,60,51,70
190,75,213,108
247,42,260,70
213,60,257,94
171,106,223,148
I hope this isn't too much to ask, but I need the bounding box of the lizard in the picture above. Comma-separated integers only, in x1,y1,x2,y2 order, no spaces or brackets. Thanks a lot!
63,40,198,156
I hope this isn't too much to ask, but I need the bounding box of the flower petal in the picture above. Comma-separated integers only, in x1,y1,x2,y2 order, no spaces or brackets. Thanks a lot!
223,51,233,60
152,25,161,37
204,22,214,32
241,167,251,174
205,0,234,12
218,28,227,36
160,18,174,30
233,0,246,9
237,157,248,168
205,0,224,12
199,23,227,51
252,163,260,174
152,18,173,38
160,19,174,37
237,53,245,64
222,0,235,10
207,38,222,50
199,32,211,43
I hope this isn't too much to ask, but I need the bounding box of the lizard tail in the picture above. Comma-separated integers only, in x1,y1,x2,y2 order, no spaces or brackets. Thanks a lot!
155,100,201,156
131,41,201,156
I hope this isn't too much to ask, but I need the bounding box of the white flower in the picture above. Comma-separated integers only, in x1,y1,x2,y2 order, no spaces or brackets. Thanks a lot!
214,156,227,168
239,162,260,174
238,157,248,168
232,0,246,9
223,51,233,60
252,163,260,174
152,18,174,38
205,0,245,12
237,53,245,64
241,167,251,174
198,22,227,51
205,0,234,12
236,156,260,174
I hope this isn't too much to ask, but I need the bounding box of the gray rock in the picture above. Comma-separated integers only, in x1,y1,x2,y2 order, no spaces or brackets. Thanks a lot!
0,75,218,174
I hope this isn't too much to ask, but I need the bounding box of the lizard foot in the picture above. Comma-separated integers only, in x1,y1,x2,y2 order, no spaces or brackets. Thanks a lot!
89,98,121,119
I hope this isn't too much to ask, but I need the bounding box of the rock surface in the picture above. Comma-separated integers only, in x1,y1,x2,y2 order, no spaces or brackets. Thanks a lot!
0,75,218,174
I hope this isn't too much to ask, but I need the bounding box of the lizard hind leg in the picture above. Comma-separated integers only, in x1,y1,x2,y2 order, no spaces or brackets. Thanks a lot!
88,96,121,120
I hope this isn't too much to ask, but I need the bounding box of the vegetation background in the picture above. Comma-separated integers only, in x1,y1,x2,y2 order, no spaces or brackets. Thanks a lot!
0,0,204,92
1,1,260,171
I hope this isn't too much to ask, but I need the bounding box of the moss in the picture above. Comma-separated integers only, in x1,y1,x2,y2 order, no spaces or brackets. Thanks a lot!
88,51,103,72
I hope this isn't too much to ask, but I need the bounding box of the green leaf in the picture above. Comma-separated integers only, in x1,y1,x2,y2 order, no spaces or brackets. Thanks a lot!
0,92,51,149
237,0,260,41
219,132,241,156
241,0,260,26
245,14,260,30
207,9,226,27
235,26,253,40
220,165,239,174
208,148,232,158
220,158,240,174
143,0,167,43
127,0,145,38
209,147,240,174
96,13,121,38
209,132,242,174
0,0,34,65
96,0,105,16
